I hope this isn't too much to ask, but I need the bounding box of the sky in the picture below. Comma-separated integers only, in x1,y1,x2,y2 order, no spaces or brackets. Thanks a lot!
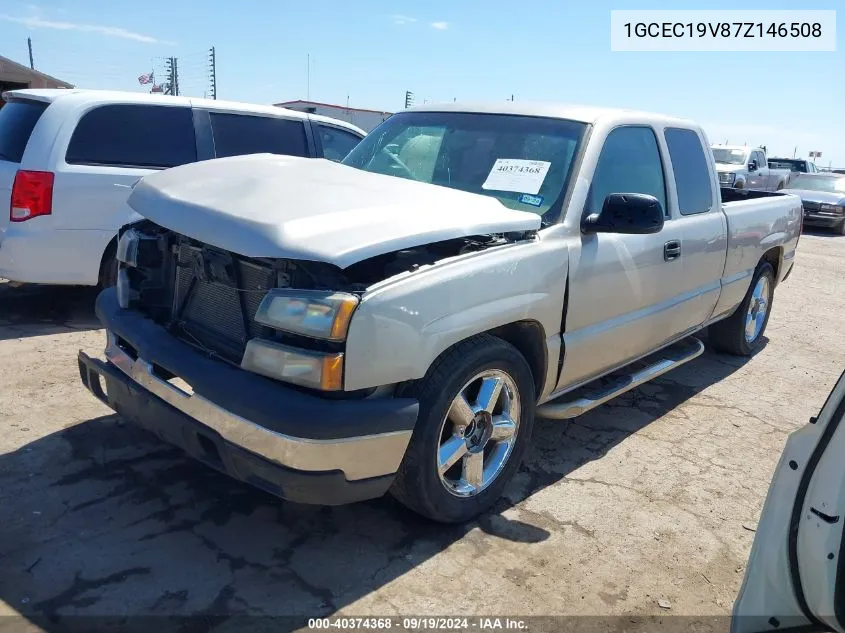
2,0,843,165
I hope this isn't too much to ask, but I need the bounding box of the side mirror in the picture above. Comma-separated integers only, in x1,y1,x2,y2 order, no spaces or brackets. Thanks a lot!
582,193,664,235
748,160,757,172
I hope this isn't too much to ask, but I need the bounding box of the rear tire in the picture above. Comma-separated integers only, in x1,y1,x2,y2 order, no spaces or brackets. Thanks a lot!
390,334,535,523
709,262,775,356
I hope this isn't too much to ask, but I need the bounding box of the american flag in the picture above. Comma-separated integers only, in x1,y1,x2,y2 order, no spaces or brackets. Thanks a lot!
137,72,154,85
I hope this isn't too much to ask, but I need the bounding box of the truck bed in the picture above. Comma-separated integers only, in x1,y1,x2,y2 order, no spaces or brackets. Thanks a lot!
711,187,802,319
720,187,792,203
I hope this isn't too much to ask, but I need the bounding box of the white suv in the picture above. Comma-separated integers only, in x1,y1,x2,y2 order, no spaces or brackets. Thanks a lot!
0,89,365,287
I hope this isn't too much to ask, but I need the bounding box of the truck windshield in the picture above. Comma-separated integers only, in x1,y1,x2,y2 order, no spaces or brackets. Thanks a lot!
789,175,845,193
342,111,587,220
712,148,748,165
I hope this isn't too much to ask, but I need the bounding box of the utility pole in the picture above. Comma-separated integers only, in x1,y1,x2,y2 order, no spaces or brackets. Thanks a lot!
208,47,217,100
27,37,34,69
306,54,310,101
165,57,179,96
173,57,179,96
404,90,414,109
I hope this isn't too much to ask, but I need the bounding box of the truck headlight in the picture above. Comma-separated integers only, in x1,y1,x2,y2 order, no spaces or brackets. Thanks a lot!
116,269,138,308
254,289,359,341
719,172,736,185
116,229,140,266
241,339,344,390
820,204,844,215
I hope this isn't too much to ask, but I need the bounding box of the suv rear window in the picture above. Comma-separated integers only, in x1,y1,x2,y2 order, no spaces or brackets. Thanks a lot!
0,100,48,163
65,104,197,168
209,113,308,158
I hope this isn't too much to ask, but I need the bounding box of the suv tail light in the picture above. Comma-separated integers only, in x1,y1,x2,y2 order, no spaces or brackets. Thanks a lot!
10,170,54,222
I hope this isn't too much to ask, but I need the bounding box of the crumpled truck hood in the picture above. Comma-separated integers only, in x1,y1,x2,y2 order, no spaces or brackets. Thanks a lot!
127,154,542,269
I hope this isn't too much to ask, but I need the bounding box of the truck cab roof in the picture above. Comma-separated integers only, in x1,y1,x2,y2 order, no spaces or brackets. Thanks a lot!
712,143,761,153
405,100,698,128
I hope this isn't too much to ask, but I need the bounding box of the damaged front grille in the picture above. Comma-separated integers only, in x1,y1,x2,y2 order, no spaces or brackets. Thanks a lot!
170,241,277,362
124,221,356,365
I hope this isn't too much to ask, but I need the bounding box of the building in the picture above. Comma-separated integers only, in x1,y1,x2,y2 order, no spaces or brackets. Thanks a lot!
0,54,73,106
274,99,391,133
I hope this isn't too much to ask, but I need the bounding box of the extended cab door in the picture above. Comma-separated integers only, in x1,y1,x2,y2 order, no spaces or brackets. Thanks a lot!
733,370,845,633
558,125,685,388
660,127,726,333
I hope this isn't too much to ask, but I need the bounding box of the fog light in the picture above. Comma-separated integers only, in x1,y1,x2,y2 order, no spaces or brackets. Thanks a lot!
241,339,343,391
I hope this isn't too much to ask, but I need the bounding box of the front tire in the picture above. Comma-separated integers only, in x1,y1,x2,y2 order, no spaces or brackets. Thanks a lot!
390,335,535,523
836,219,845,236
709,262,775,356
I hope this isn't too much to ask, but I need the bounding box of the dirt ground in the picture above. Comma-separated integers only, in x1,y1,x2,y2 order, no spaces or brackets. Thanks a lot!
0,231,843,631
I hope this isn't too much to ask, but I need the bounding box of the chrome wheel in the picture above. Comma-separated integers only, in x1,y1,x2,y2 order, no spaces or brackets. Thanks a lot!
437,369,520,498
744,276,770,343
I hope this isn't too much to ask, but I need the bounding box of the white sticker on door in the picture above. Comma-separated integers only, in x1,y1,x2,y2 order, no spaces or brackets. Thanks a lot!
482,159,551,195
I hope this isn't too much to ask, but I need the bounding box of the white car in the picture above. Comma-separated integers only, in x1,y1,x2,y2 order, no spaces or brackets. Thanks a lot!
734,368,845,631
0,89,365,287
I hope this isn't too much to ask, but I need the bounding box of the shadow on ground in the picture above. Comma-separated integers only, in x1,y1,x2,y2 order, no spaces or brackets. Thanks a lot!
0,334,757,630
0,283,100,341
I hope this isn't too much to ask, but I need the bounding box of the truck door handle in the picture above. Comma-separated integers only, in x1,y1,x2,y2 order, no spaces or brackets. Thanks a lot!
664,240,681,261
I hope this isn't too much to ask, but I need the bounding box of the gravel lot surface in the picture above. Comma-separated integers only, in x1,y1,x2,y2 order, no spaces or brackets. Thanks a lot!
0,231,843,631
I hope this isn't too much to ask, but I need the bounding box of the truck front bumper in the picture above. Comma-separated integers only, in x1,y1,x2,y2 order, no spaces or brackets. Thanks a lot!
803,212,844,228
78,289,419,505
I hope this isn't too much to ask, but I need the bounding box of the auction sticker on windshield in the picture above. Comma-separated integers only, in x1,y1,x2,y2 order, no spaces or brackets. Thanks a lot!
482,159,551,195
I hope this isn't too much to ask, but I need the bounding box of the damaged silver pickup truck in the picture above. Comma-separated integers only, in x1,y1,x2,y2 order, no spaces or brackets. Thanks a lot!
78,102,802,522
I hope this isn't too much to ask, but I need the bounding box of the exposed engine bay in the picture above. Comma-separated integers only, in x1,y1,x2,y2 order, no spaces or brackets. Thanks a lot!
122,220,529,293
117,220,532,365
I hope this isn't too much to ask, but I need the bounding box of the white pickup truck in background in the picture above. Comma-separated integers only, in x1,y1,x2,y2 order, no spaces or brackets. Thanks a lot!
712,144,793,191
78,102,802,522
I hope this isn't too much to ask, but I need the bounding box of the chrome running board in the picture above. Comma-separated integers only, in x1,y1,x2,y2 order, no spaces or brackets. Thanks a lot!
537,337,705,420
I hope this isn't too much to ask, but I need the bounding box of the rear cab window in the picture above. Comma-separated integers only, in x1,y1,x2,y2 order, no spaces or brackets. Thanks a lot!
65,104,197,168
209,113,309,158
663,127,714,215
0,99,48,163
